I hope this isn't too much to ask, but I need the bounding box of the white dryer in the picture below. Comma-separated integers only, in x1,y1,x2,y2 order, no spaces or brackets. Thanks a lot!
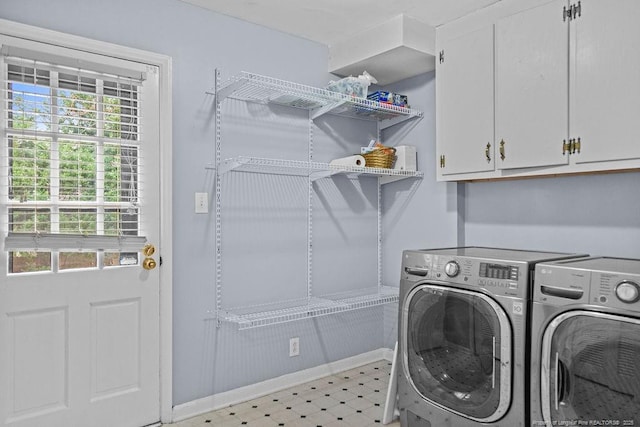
398,247,585,427
530,257,640,426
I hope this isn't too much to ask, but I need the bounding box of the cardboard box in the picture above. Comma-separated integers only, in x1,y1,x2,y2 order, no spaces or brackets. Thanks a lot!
393,145,417,171
367,91,408,107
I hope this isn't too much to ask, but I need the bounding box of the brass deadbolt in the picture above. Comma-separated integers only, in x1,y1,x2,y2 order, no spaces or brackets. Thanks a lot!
142,257,157,270
143,244,156,257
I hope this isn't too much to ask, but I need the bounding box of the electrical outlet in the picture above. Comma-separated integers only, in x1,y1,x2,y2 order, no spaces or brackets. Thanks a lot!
289,337,300,357
195,192,208,214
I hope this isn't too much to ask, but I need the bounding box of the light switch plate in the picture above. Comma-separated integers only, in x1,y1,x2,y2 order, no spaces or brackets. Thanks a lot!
195,192,208,214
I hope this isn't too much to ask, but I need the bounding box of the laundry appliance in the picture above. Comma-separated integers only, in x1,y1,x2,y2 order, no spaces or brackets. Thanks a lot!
398,247,586,427
530,256,640,426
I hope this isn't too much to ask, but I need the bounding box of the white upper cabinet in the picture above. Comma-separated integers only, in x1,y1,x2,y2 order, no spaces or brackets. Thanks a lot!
437,26,495,178
571,0,640,165
436,0,640,181
495,0,569,170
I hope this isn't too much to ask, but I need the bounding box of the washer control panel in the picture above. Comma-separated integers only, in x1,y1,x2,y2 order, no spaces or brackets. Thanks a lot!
480,262,519,281
401,250,527,298
444,261,460,277
616,281,640,303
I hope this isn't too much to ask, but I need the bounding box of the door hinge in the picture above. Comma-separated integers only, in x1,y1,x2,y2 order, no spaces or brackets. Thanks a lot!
439,50,445,64
563,1,582,21
440,155,446,168
499,139,506,161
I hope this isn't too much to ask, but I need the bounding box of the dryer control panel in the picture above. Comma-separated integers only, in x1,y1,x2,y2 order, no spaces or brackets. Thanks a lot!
592,272,640,310
535,257,640,312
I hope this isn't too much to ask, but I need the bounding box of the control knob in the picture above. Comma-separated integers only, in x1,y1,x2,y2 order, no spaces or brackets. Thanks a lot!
444,261,460,277
615,281,640,303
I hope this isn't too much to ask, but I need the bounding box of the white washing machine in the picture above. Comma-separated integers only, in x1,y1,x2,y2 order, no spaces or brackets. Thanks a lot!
530,257,640,426
398,247,586,427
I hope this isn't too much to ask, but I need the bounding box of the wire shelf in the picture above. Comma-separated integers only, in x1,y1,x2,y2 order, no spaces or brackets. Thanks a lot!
218,156,423,183
216,72,423,126
217,286,399,330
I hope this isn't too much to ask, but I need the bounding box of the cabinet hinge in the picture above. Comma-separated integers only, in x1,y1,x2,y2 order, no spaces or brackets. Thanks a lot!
499,139,506,161
573,1,582,19
440,155,446,168
563,1,582,21
439,50,445,64
563,137,582,155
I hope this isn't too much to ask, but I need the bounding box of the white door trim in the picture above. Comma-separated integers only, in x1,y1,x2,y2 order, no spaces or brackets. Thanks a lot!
0,18,174,423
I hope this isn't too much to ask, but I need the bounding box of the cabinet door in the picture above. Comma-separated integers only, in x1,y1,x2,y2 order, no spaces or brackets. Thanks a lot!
437,26,495,177
571,0,640,164
496,0,570,170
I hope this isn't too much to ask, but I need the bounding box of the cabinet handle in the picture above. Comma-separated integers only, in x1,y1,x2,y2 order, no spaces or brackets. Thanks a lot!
562,139,569,155
574,137,581,154
499,140,506,161
485,142,491,162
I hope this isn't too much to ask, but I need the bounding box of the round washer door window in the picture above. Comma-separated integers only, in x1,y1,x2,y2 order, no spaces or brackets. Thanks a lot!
402,284,512,422
541,311,640,424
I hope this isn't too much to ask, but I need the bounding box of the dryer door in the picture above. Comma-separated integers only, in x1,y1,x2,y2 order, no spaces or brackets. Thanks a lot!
541,311,640,424
401,284,512,422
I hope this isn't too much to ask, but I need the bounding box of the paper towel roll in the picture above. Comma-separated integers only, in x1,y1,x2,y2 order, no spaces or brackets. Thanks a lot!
329,155,365,167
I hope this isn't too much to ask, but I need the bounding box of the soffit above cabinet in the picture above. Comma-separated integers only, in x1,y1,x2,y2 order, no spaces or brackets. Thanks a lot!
328,15,436,85
180,0,504,84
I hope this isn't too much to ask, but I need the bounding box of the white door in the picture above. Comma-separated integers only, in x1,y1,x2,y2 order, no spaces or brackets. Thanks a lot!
0,35,161,427
437,25,495,177
495,0,570,170
571,0,640,164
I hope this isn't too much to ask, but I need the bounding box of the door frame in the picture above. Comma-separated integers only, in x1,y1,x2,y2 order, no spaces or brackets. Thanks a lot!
0,18,173,423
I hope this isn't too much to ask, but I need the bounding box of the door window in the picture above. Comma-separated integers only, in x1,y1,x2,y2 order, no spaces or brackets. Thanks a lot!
542,311,640,424
2,47,145,273
402,285,511,422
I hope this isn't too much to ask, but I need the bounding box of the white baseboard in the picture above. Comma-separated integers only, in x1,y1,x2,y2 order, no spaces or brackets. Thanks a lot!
172,347,394,423
381,346,395,362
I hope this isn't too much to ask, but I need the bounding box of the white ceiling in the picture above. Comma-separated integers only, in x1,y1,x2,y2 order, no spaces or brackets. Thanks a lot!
181,0,502,84
181,0,501,46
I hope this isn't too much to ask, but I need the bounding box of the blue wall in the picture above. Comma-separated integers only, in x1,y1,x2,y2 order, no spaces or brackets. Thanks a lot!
5,0,637,412
1,0,444,407
462,172,640,257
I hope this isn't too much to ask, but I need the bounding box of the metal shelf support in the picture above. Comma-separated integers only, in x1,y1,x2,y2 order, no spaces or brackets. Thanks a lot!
209,70,423,330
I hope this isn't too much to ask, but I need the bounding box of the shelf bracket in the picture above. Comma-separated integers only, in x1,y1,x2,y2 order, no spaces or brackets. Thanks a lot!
218,158,244,175
379,112,422,130
214,77,249,102
309,170,334,181
310,99,348,120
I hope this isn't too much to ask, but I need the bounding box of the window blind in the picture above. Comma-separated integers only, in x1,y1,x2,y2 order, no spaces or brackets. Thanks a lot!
1,48,147,261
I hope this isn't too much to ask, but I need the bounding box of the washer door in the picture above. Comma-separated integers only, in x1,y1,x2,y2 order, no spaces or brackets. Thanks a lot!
401,284,512,422
541,311,640,424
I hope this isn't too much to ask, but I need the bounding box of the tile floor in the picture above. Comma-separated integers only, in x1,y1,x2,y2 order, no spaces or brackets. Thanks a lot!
165,359,400,427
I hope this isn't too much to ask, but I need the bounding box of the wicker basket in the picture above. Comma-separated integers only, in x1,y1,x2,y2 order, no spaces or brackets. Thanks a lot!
362,147,396,169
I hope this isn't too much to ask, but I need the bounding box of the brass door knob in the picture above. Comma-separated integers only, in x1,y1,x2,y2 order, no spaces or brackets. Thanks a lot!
142,257,157,270
143,244,156,256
